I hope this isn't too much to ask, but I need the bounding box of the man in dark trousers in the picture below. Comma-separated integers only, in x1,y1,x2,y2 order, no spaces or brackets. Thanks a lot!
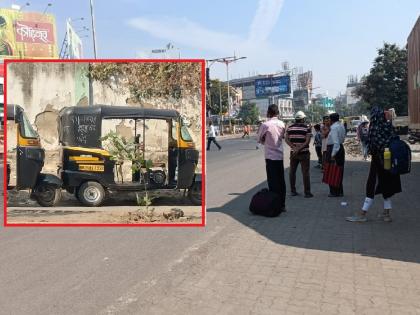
207,121,221,151
257,104,286,211
285,111,313,198
326,112,346,196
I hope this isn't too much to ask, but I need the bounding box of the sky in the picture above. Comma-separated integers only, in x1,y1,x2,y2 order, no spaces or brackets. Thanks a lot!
2,0,419,96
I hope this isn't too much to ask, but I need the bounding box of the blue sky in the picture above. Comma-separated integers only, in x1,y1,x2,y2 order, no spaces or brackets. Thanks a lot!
2,0,419,95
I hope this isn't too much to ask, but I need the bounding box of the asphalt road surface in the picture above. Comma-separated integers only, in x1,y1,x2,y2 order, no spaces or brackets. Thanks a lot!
0,136,282,314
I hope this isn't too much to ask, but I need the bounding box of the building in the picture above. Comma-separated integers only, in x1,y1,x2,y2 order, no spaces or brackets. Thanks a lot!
229,72,292,118
346,75,361,105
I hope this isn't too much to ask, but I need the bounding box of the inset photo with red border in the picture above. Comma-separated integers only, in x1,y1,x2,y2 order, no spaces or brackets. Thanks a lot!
3,59,205,226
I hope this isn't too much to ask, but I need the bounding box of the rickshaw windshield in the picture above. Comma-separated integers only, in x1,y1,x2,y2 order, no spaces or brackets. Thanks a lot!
20,112,39,138
180,125,193,141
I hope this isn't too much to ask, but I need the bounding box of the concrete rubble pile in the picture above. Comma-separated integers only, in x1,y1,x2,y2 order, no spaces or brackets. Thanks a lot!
344,137,362,157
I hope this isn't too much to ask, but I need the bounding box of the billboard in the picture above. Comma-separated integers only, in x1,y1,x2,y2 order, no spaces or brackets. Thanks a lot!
0,8,58,59
255,76,290,98
66,21,83,58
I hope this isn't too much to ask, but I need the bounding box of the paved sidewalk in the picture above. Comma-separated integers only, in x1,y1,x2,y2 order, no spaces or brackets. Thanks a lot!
114,147,420,314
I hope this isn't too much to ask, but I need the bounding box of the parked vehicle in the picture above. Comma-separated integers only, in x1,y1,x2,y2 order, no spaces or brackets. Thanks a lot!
350,119,361,132
7,104,62,206
408,16,420,143
57,105,202,206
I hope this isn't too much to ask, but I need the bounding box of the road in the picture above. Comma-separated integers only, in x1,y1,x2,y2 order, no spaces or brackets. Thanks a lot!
2,136,420,314
0,136,269,314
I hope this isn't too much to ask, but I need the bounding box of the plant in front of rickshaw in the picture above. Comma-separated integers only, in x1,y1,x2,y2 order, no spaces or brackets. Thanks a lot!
101,131,130,183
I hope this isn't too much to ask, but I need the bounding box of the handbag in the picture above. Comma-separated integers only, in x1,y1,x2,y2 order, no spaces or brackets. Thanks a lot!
322,162,343,188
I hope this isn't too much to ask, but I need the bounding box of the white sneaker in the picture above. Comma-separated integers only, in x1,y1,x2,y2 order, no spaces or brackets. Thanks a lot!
346,215,367,222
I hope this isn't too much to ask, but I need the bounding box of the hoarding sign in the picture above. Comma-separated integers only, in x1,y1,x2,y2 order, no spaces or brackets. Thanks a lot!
255,75,290,98
0,8,58,59
15,21,54,44
66,21,83,58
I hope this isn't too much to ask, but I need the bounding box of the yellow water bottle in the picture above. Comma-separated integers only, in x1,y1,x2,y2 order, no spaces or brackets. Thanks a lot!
384,148,391,170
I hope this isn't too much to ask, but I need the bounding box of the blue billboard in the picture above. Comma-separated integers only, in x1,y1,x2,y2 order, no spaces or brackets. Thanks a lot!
255,76,290,98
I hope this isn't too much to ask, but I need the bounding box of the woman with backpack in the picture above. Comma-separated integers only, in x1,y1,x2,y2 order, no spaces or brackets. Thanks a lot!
346,107,402,223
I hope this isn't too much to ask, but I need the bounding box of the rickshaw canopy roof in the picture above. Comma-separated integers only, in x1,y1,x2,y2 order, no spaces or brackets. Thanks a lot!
7,104,24,121
58,105,180,148
59,105,180,120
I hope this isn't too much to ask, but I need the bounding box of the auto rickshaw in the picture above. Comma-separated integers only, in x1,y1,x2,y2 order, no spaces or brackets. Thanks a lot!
57,105,202,207
7,104,62,206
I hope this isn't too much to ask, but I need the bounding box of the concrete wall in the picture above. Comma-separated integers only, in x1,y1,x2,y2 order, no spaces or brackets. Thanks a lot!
7,62,203,178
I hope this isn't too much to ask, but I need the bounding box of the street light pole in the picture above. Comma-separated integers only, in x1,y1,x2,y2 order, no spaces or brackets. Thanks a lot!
89,0,97,58
207,55,246,134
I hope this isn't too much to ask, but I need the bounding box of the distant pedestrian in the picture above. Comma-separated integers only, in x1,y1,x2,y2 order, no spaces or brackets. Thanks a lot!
357,119,369,160
325,113,346,197
346,107,401,223
256,121,263,149
257,104,286,211
313,124,322,168
207,121,221,151
343,121,348,135
242,124,250,138
285,111,313,198
321,115,330,170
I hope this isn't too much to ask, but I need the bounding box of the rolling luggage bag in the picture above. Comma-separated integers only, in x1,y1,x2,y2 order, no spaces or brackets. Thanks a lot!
249,188,283,217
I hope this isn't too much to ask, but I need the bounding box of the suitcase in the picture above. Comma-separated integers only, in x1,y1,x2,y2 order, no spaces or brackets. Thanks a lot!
249,188,283,217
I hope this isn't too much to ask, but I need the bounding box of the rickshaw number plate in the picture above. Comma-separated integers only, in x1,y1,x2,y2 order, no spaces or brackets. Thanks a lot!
79,164,105,172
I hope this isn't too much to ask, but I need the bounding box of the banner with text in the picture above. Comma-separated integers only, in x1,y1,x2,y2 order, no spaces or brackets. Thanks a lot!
255,76,291,98
0,8,58,59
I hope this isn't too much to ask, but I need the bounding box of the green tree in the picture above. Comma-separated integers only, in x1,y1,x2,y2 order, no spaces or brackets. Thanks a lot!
354,43,408,115
208,79,234,115
238,102,260,124
305,104,328,123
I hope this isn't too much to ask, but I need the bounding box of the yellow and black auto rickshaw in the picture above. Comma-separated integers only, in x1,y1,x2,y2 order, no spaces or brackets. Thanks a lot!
7,104,62,206
57,105,202,206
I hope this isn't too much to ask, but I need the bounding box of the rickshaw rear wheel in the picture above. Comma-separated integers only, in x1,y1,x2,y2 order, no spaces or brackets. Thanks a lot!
77,181,105,207
188,182,202,206
33,183,62,207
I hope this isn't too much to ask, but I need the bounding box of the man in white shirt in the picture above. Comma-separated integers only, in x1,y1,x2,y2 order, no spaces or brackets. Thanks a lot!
207,121,221,151
326,113,346,196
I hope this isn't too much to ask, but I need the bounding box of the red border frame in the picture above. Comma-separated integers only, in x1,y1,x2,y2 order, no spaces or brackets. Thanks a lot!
3,59,206,227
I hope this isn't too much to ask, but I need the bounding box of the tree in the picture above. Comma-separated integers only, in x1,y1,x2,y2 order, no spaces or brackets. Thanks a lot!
304,104,327,123
354,43,408,115
237,102,260,124
207,79,235,115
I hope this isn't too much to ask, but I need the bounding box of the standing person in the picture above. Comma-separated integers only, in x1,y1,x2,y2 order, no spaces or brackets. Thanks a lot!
313,124,323,168
285,111,313,198
343,121,348,135
325,113,346,197
207,121,221,151
257,104,286,211
346,107,401,222
357,119,370,160
321,115,330,170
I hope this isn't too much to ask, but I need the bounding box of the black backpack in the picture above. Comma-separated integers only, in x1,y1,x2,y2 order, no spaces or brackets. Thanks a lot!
249,189,283,217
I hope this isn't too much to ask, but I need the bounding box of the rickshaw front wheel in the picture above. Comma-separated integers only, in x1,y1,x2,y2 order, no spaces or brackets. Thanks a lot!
77,181,105,207
188,182,202,206
33,183,62,207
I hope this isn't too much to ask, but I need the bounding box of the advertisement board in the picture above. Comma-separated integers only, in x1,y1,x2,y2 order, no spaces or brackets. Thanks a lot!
0,8,58,59
255,75,290,98
66,21,83,59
